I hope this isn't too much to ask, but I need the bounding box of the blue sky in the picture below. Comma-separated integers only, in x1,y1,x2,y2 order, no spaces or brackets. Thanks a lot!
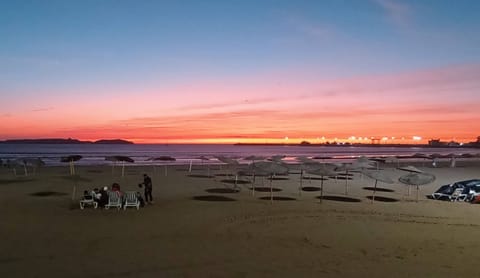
1,0,479,142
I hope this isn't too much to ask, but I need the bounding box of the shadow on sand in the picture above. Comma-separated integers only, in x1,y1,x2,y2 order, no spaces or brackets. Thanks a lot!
366,196,399,202
301,186,321,192
192,195,237,202
259,196,296,201
362,187,395,193
205,188,240,194
249,187,282,192
317,195,362,202
30,191,68,197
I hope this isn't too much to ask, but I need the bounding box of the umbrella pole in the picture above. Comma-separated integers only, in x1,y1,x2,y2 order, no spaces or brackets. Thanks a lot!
270,175,273,204
23,163,28,176
252,173,256,196
345,170,349,195
121,161,125,177
320,177,324,203
372,180,378,203
299,170,303,196
164,165,168,177
416,185,420,202
189,160,192,172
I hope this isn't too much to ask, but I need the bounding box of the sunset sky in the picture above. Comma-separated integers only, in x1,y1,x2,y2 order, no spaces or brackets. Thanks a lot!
1,0,479,144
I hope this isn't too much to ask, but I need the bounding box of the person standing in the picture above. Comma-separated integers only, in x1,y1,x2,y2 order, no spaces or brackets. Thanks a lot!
141,174,153,204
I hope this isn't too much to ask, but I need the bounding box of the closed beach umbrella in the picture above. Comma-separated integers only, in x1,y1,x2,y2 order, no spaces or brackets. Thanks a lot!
399,172,435,201
61,155,82,175
362,170,394,203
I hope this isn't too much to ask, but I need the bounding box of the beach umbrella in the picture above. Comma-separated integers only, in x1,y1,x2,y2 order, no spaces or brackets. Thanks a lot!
150,156,176,176
196,156,211,176
334,162,364,195
106,155,134,177
22,158,45,175
214,155,240,181
296,156,317,164
398,165,423,195
398,165,423,173
215,155,239,166
306,166,337,203
362,170,394,203
5,159,24,176
383,156,400,168
244,155,266,164
253,161,289,202
460,153,475,158
412,153,429,167
269,155,286,163
399,172,436,201
61,155,82,175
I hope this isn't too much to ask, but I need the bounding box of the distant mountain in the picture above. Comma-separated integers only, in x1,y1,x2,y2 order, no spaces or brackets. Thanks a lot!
0,138,134,144
93,139,134,144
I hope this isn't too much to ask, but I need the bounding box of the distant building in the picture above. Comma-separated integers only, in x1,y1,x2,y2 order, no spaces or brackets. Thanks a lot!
428,139,460,147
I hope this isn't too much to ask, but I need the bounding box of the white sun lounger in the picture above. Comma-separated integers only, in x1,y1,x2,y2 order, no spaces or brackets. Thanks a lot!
123,191,140,210
79,192,98,209
105,191,122,210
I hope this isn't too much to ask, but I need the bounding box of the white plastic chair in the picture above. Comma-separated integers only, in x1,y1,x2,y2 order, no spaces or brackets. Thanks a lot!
105,191,122,210
123,191,140,210
79,192,98,209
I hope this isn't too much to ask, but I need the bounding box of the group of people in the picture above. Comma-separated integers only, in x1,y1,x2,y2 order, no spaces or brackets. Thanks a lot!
81,174,154,208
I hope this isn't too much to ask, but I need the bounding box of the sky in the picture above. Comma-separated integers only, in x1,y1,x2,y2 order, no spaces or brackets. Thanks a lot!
1,0,479,144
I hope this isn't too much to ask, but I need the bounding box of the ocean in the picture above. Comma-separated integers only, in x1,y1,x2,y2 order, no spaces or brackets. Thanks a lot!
0,144,479,166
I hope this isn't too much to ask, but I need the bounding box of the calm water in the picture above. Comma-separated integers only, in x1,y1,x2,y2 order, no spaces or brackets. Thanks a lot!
0,144,479,166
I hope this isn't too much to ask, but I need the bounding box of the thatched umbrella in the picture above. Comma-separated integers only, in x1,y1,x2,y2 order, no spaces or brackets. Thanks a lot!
252,161,288,202
106,155,134,177
61,155,82,175
306,166,337,203
399,172,435,201
150,156,176,176
412,153,429,167
398,165,423,195
362,170,394,203
22,158,45,175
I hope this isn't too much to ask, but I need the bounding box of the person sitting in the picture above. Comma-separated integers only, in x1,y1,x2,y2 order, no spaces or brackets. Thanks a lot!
98,186,109,208
92,188,101,201
83,190,93,200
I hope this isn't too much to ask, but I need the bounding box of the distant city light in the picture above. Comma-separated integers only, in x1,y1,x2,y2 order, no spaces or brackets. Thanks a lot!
412,136,422,141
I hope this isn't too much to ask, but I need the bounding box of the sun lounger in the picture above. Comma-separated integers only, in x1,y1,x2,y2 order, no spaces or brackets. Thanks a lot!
105,191,122,210
449,187,468,202
123,191,140,210
79,192,98,209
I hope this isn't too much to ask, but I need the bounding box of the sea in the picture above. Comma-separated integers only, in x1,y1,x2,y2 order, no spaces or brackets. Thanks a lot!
0,144,479,167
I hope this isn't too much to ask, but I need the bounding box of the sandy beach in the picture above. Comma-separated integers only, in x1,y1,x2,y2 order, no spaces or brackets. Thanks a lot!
1,161,480,277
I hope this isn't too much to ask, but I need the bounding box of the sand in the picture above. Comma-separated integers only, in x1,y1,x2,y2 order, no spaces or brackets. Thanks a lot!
1,160,480,277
